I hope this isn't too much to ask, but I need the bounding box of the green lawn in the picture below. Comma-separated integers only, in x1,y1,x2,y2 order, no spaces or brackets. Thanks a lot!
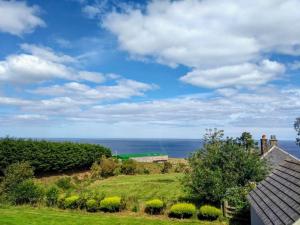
0,206,226,225
86,173,185,202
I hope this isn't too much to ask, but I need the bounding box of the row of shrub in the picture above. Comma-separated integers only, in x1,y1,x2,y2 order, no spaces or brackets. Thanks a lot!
0,137,111,174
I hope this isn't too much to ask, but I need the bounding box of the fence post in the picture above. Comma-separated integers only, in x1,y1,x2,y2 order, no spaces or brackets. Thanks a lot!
222,200,228,217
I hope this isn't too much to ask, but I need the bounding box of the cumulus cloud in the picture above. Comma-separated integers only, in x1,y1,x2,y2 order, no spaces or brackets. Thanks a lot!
103,0,300,88
180,60,286,88
0,0,45,36
0,44,106,84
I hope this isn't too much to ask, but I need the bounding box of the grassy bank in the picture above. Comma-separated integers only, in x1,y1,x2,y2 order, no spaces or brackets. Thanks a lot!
0,206,226,225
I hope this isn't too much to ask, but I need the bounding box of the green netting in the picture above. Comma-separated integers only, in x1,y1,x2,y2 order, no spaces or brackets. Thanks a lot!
116,153,167,160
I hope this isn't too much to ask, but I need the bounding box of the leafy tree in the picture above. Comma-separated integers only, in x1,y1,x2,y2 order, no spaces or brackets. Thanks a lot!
183,129,268,204
236,132,258,151
295,117,300,147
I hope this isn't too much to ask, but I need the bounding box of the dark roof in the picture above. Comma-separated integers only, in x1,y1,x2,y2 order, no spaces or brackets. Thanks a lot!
248,158,300,225
262,146,299,170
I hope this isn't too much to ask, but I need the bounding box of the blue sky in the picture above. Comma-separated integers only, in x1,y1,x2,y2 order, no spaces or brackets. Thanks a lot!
0,0,300,140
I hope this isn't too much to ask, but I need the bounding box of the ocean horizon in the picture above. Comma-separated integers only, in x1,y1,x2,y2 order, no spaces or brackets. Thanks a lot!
42,138,300,159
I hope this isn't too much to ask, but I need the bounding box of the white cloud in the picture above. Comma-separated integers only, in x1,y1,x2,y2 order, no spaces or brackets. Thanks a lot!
0,0,45,36
103,0,300,88
180,60,286,88
0,44,107,84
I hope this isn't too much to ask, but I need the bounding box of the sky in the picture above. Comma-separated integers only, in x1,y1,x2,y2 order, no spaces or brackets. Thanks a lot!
0,0,300,140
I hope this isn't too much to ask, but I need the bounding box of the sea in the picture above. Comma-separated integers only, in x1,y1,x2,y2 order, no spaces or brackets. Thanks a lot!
46,138,300,159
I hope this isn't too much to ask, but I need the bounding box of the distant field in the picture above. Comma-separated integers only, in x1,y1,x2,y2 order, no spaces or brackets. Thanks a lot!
0,206,226,225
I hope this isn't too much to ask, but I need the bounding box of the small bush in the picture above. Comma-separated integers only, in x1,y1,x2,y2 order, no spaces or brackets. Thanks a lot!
55,177,73,190
86,199,98,212
120,160,137,175
100,196,121,212
91,156,118,178
11,179,44,205
198,205,222,220
161,162,172,174
45,186,59,206
145,199,164,215
57,195,66,209
224,185,253,213
169,203,196,219
64,195,80,209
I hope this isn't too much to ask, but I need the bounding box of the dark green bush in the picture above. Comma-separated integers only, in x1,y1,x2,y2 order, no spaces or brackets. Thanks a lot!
145,199,164,215
11,179,44,205
64,195,80,209
99,196,121,212
198,205,222,220
86,199,98,212
169,203,196,219
45,186,59,206
55,177,73,190
120,159,137,175
0,137,111,174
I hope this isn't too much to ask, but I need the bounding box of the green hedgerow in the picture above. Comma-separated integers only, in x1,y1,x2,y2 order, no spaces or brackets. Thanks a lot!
145,199,164,215
198,205,222,221
100,196,121,212
86,199,98,212
169,203,196,219
45,186,59,206
64,195,80,209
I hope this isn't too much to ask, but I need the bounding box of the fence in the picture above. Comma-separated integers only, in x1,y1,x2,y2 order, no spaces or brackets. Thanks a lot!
222,200,250,222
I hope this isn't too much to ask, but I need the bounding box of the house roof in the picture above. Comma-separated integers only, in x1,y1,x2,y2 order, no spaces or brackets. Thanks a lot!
247,158,300,225
261,145,299,169
115,153,167,160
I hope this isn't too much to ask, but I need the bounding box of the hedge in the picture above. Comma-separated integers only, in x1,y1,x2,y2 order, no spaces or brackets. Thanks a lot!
145,199,164,215
198,205,222,220
0,137,111,174
100,196,121,212
169,203,196,219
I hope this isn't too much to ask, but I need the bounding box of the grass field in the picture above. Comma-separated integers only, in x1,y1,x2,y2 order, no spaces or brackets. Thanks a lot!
86,173,185,202
0,206,227,225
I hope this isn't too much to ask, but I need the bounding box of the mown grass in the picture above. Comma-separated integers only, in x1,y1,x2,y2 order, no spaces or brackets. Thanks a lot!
86,173,185,202
0,206,227,225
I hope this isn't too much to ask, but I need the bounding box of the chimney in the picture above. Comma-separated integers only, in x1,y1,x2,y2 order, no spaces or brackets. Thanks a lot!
260,134,268,155
269,135,278,147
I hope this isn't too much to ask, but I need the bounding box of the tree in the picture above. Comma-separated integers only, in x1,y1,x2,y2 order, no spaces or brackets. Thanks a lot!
236,132,257,151
295,118,300,147
183,129,268,204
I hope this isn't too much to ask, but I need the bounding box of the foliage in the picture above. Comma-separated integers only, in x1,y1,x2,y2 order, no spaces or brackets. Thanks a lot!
0,137,111,174
45,186,59,206
86,199,98,212
100,196,121,212
0,162,34,195
10,179,44,205
295,117,300,147
145,199,164,215
161,162,172,174
120,159,137,175
174,163,188,173
224,184,255,212
169,203,196,219
183,129,268,203
57,195,66,209
91,156,118,178
64,195,80,209
55,177,73,190
198,205,222,221
236,132,257,151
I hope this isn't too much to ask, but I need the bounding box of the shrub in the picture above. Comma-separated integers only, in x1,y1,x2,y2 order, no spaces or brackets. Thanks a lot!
145,199,164,215
198,205,222,220
45,186,59,206
57,195,66,209
91,156,119,178
224,185,253,213
0,137,111,174
100,196,121,212
169,203,196,219
161,162,172,174
120,159,137,175
0,162,34,194
64,195,80,209
86,199,98,212
55,177,73,190
11,179,44,205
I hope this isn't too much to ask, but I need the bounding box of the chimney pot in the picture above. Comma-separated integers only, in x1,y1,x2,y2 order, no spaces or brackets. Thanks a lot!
269,135,278,147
